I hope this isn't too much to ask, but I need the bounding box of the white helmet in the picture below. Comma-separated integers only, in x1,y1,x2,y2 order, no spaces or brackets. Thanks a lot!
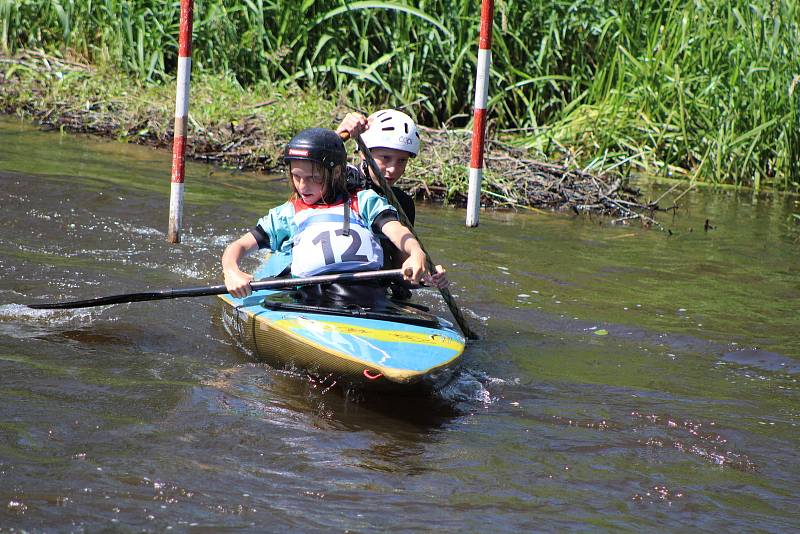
361,109,420,157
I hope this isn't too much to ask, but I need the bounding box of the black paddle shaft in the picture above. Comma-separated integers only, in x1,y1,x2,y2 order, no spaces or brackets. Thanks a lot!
28,269,404,310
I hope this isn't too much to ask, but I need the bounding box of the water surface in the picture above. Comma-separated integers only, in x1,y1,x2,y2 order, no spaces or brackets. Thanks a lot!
1,116,798,531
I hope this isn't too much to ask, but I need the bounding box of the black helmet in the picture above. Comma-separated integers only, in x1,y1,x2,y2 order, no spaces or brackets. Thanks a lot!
284,128,346,169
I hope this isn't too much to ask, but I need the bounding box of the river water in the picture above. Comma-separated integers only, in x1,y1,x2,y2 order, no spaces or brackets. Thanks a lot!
1,116,798,531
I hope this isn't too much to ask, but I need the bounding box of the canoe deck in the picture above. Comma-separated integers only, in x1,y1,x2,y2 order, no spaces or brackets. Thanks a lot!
218,288,465,392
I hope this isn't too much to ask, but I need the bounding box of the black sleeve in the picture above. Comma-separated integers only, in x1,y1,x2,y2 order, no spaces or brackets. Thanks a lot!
372,210,399,235
392,187,416,226
249,224,270,250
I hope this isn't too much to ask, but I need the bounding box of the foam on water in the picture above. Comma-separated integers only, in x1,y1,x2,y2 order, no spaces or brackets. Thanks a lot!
0,303,103,325
169,265,207,279
115,222,164,237
0,302,111,342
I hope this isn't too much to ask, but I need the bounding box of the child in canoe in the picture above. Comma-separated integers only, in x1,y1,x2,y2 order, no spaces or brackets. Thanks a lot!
336,109,449,296
222,127,434,301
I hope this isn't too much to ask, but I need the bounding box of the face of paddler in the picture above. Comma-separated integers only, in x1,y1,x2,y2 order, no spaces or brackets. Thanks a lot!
365,147,411,187
290,160,326,205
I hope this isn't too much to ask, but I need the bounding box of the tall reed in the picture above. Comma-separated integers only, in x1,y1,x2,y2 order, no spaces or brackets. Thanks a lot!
2,0,797,190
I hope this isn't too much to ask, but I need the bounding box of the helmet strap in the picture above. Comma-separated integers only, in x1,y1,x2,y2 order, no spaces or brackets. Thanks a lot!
342,196,351,237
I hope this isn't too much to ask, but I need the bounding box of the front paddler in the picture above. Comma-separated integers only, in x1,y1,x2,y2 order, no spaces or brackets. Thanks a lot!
222,128,439,299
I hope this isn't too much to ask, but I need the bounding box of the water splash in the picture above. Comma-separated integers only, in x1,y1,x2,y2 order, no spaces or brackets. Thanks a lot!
434,367,500,405
115,222,163,237
219,305,255,359
0,303,102,327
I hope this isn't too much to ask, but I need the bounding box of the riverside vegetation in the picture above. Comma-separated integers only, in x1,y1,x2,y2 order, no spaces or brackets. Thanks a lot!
1,0,798,223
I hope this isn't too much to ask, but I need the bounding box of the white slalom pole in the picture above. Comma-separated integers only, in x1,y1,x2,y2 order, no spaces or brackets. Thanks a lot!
465,0,494,228
167,0,194,244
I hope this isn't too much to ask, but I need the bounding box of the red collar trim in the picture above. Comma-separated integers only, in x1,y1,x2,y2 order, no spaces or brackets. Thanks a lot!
292,193,358,213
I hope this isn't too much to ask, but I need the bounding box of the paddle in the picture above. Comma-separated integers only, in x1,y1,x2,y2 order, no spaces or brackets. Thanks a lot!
345,132,479,340
28,269,405,310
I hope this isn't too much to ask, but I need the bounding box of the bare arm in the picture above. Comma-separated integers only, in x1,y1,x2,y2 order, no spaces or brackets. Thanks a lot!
221,232,259,298
380,220,427,283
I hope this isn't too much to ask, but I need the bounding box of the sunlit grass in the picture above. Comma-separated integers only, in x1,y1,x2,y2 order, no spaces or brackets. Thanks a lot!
2,0,798,191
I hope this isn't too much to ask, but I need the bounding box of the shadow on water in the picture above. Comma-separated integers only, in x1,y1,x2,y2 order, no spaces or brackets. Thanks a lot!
204,354,495,436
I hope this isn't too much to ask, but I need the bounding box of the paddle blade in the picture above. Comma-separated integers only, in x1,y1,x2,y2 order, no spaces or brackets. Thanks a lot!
27,285,230,310
28,293,160,310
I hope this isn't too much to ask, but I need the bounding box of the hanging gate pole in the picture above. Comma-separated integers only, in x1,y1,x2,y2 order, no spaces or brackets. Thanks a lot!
465,0,494,228
167,0,195,243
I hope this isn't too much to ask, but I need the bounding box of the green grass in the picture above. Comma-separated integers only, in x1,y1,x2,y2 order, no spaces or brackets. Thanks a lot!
1,0,798,192
1,58,340,168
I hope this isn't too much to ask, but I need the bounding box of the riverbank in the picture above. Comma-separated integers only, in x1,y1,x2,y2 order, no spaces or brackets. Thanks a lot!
1,50,661,225
4,0,798,197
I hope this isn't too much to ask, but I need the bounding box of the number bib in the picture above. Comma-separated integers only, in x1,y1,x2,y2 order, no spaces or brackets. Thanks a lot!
290,196,384,277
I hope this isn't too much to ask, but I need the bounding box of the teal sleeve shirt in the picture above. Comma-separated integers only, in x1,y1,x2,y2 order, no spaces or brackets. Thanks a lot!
355,189,398,237
254,201,297,254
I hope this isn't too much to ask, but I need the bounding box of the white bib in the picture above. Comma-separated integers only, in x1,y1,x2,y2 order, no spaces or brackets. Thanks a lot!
290,196,384,277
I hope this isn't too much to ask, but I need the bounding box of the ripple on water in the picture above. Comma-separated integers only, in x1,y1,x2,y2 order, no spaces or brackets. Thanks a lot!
630,485,686,505
629,411,757,471
721,347,800,374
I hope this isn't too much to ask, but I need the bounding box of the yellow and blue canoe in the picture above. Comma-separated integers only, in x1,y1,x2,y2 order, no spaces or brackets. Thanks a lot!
218,257,465,392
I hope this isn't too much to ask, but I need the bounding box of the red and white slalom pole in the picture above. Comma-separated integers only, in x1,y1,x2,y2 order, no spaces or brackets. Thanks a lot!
167,0,194,243
465,0,494,228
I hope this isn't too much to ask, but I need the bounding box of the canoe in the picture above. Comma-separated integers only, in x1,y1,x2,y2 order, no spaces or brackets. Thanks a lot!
217,254,466,392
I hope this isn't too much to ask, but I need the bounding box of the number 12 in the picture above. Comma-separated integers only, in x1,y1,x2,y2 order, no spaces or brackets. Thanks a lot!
311,230,369,265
